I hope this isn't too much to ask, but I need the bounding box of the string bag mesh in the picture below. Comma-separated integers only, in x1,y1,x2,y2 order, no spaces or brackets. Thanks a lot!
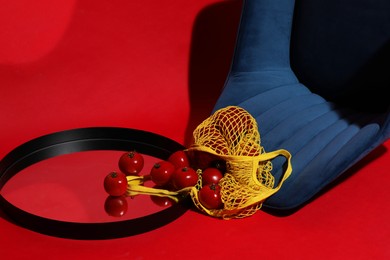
186,106,292,219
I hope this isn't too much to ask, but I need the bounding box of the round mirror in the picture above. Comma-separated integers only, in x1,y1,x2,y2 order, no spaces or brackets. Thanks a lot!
0,127,189,239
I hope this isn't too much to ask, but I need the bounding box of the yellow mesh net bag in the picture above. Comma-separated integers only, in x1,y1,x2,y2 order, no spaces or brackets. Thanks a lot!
186,106,292,219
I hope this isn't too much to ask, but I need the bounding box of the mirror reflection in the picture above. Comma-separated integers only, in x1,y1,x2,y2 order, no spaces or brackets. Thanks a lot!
1,150,176,223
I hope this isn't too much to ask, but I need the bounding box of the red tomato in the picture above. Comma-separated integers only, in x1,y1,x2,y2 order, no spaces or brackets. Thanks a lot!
198,183,223,209
202,167,223,186
188,150,220,170
103,171,128,196
150,160,176,186
171,166,198,190
168,150,190,169
118,151,144,175
104,195,128,217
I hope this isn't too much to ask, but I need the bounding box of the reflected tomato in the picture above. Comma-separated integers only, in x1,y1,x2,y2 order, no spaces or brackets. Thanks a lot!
104,195,128,217
150,195,174,207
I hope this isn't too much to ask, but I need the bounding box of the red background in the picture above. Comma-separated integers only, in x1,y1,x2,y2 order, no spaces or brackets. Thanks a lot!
0,0,389,259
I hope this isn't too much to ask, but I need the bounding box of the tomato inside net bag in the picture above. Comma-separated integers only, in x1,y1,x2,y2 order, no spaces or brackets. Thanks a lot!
186,106,292,219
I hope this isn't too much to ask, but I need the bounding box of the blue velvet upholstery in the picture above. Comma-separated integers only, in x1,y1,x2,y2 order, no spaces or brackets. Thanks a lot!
213,0,390,212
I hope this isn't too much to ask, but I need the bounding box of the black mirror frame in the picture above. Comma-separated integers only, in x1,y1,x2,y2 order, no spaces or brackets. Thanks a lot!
0,127,189,239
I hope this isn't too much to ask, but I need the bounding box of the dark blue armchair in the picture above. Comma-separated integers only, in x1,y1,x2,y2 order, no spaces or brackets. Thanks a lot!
213,0,390,212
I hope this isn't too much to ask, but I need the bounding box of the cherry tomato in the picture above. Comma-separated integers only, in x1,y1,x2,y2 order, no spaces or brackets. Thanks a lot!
198,183,223,209
171,166,198,190
150,160,175,186
150,195,174,207
168,150,190,169
104,195,128,217
118,151,144,175
188,150,220,170
103,171,128,196
202,167,223,186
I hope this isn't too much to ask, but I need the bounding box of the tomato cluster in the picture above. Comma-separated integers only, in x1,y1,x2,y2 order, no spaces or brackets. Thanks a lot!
150,150,197,190
198,167,224,210
103,149,227,216
104,150,148,198
103,150,195,216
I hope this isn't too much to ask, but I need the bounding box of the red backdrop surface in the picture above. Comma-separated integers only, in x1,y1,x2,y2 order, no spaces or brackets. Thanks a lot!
0,0,389,259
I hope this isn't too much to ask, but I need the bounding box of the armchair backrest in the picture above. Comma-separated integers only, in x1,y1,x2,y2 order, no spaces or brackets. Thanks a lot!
290,0,390,112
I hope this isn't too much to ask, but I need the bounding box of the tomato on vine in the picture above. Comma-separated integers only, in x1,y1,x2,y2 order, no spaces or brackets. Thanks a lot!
118,151,144,175
103,171,128,196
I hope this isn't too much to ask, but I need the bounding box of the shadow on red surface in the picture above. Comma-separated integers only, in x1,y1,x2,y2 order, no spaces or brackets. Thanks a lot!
185,0,242,146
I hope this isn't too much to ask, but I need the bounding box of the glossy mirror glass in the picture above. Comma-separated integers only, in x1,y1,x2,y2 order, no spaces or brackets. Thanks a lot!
0,127,188,239
1,150,176,222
